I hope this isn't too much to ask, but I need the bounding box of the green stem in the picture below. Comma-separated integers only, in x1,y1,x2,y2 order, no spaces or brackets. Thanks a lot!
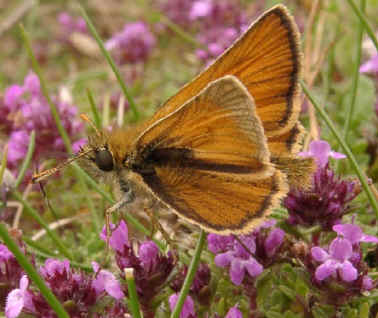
170,230,206,318
12,191,73,260
23,237,92,271
0,223,69,318
301,82,378,219
346,0,378,51
86,88,102,129
0,144,8,185
343,0,366,142
15,130,35,188
80,7,140,121
160,16,203,47
125,268,142,318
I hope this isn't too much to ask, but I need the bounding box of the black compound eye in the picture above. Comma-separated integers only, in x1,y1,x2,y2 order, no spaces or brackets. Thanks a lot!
95,149,114,171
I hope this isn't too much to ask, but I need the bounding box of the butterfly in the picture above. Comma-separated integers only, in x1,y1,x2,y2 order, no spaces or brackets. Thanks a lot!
33,5,314,235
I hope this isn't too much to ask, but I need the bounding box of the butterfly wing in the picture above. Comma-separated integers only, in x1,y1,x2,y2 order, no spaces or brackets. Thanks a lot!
133,76,287,233
141,165,286,234
147,4,301,142
144,5,309,186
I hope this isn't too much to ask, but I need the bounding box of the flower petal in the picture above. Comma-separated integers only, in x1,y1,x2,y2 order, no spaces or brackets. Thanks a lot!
264,228,284,257
225,305,243,318
329,238,352,262
362,275,373,290
333,224,362,244
244,258,263,277
214,251,233,267
339,261,357,282
96,269,124,300
5,289,24,318
139,241,158,268
315,260,336,281
360,54,378,73
169,293,195,318
230,259,245,286
311,247,329,262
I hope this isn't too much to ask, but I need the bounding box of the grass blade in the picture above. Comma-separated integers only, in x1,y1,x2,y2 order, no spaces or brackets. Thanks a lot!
343,0,366,141
125,268,142,318
86,88,102,129
170,230,206,318
346,0,378,51
15,130,35,188
0,144,8,185
12,191,73,260
80,6,140,121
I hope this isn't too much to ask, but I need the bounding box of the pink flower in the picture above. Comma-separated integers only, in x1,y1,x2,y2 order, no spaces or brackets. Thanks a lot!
299,140,346,168
311,238,358,282
332,224,378,246
92,262,124,300
100,220,129,253
169,293,196,318
105,22,155,65
225,305,243,318
5,276,35,318
360,54,378,73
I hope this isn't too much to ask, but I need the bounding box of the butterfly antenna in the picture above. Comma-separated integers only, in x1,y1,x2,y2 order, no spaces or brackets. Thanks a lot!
80,114,101,137
32,147,93,183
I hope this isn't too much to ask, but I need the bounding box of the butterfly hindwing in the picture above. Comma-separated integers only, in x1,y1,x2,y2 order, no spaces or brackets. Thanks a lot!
133,75,288,233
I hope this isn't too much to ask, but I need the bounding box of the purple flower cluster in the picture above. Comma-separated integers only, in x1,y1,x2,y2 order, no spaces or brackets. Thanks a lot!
207,220,284,286
161,0,197,27
285,140,358,229
160,0,247,63
309,224,377,303
191,0,247,63
1,72,85,171
0,245,25,308
105,22,156,65
100,220,174,309
4,256,126,317
58,12,87,42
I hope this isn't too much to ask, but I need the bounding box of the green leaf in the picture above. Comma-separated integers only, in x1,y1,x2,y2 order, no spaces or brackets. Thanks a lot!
278,285,296,301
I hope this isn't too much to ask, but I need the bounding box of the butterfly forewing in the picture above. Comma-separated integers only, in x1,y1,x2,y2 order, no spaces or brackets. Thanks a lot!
147,5,301,141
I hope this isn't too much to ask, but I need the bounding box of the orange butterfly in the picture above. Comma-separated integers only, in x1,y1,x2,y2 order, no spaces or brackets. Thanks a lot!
33,5,314,235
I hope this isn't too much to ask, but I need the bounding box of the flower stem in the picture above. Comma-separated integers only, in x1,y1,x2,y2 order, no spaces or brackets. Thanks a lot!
15,130,35,188
343,0,366,142
125,268,142,318
0,144,8,185
86,88,102,129
12,191,73,260
170,230,206,318
80,6,140,121
346,0,378,51
301,82,378,219
0,223,69,318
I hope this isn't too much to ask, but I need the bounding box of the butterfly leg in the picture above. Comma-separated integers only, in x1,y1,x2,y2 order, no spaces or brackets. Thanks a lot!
144,205,177,261
105,188,135,248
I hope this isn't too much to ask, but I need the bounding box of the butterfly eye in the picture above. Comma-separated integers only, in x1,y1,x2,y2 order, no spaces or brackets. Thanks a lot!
95,149,114,171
